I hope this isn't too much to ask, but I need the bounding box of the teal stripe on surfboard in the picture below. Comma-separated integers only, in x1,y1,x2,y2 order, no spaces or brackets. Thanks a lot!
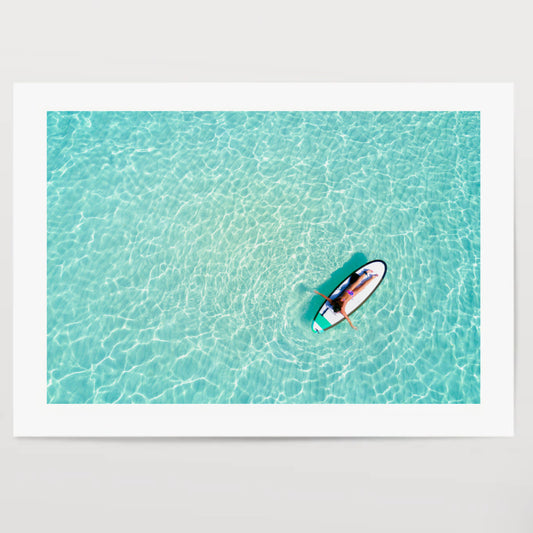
314,313,331,331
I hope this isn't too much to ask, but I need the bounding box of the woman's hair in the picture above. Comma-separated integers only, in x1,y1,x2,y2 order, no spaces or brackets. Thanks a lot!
332,298,343,313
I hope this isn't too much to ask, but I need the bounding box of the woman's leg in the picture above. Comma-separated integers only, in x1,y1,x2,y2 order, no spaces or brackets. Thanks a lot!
352,275,374,295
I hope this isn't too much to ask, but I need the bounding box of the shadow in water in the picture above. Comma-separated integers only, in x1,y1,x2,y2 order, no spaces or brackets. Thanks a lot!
301,252,368,326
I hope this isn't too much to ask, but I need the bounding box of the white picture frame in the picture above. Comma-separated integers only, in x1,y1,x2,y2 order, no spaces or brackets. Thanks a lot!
13,83,514,436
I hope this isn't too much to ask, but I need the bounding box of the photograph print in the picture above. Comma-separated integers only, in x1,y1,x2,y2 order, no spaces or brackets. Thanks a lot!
46,108,480,405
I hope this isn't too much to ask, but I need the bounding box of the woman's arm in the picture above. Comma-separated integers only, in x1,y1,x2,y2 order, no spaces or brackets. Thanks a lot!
341,308,357,330
313,290,333,303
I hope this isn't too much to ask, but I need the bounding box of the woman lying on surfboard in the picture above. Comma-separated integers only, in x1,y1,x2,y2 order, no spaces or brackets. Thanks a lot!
313,270,378,330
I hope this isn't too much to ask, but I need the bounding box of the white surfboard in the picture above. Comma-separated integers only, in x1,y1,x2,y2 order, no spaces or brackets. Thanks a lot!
312,260,387,333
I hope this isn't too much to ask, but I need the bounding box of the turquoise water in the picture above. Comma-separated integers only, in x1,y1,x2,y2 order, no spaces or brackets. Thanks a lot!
47,111,480,404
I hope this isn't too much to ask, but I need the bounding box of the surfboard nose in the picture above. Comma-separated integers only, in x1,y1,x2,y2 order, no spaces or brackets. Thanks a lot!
312,321,323,333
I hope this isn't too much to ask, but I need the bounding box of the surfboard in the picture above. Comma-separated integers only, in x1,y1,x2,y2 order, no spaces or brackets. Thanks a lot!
312,260,387,333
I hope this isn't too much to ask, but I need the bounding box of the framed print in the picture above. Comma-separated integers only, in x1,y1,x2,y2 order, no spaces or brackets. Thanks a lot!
13,83,514,436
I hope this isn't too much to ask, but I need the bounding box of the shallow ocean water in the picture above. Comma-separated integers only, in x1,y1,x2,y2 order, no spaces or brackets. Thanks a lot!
47,111,480,404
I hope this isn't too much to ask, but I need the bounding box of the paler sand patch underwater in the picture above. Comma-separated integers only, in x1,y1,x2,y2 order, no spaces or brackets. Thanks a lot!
47,111,480,404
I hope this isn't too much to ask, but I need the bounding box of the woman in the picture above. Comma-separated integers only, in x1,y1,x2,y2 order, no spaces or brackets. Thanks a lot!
314,270,378,330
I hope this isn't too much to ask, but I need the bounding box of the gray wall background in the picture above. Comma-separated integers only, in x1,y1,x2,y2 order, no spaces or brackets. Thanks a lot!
1,1,531,531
